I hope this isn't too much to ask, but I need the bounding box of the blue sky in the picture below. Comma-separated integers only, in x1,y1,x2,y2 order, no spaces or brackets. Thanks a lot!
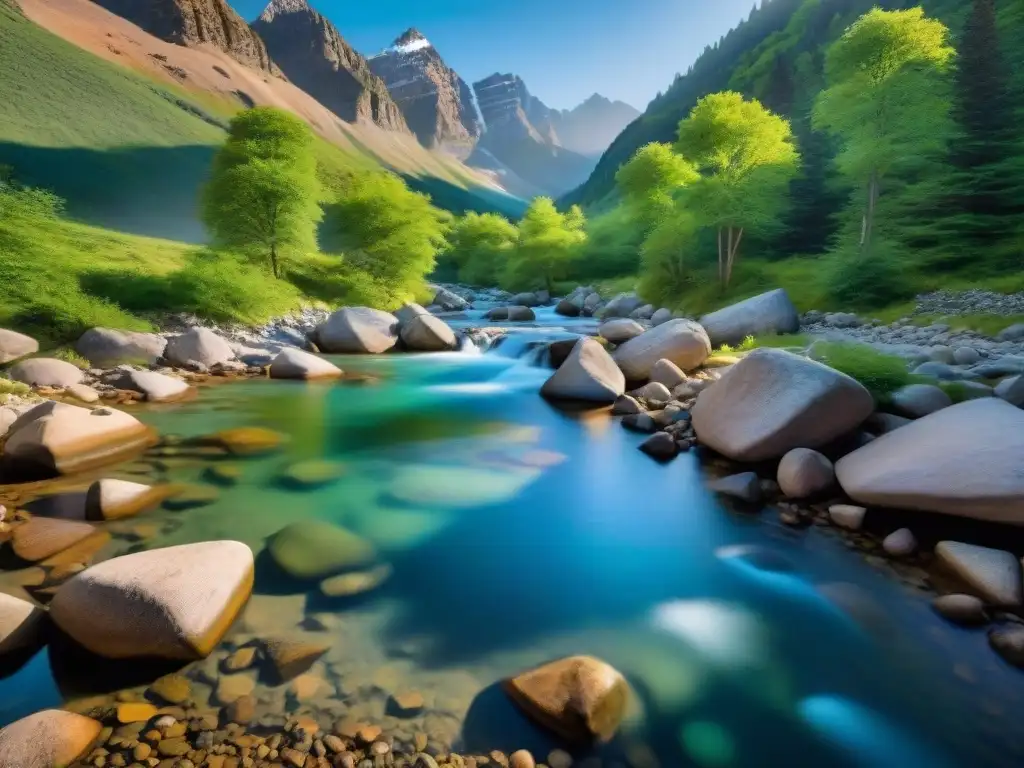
230,0,754,111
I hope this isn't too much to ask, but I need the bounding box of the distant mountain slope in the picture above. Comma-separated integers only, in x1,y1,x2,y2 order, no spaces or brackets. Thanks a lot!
552,94,640,158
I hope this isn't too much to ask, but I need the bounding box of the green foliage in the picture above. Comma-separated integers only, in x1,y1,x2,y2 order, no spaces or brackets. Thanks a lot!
51,348,90,369
811,341,914,400
502,198,587,292
202,108,322,277
572,207,646,280
825,241,915,310
637,213,706,307
616,142,698,230
0,377,30,401
442,212,519,286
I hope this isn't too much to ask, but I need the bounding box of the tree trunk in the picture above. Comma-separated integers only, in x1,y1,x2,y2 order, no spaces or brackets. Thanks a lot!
861,171,879,256
270,242,279,279
717,228,725,287
725,227,744,287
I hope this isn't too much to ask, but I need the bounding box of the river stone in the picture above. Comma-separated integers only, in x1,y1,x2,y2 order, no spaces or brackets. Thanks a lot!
149,673,191,705
890,384,952,418
835,399,1024,523
429,284,470,311
216,673,256,703
777,448,834,499
0,592,45,656
505,655,628,743
631,304,655,320
996,323,1024,342
510,750,536,768
0,710,102,768
86,478,163,520
932,594,987,626
828,504,866,531
390,465,540,509
912,361,968,381
320,563,392,598
12,517,96,562
882,528,917,557
269,348,342,380
953,347,980,366
934,542,1023,606
989,626,1024,668
649,359,687,390
116,370,190,402
611,394,642,415
707,472,762,503
613,320,711,380
204,426,284,456
395,302,431,326
602,293,643,319
512,292,540,307
65,383,100,403
698,289,800,347
269,521,377,580
259,636,330,683
400,315,458,352
317,308,399,354
631,382,672,402
507,306,536,322
50,540,254,659
865,412,913,434
599,319,645,345
8,358,84,388
556,298,581,317
0,328,38,364
541,338,625,403
995,376,1024,407
651,308,673,326
485,307,510,321
75,327,166,367
639,432,678,461
277,459,345,490
165,328,234,367
691,349,873,462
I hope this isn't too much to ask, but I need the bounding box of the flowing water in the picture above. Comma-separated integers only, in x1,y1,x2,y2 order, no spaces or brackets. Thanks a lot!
1,313,1022,766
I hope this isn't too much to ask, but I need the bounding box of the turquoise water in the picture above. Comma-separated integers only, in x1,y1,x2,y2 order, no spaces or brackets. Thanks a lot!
1,328,1022,766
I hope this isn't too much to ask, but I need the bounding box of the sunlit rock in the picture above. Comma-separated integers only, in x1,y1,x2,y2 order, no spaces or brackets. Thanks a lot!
0,710,102,768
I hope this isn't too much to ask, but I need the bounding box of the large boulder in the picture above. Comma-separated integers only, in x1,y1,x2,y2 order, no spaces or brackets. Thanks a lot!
317,308,399,354
599,319,645,345
0,710,102,768
400,315,458,352
934,542,1022,606
0,593,45,656
50,540,254,659
269,521,377,580
835,399,1024,524
612,320,712,381
75,328,167,367
429,284,470,311
556,297,581,317
601,293,643,319
269,349,342,380
541,338,625,404
512,292,540,307
504,655,629,743
165,328,234,368
0,328,39,364
507,306,536,322
691,348,874,462
394,302,430,326
113,370,190,403
8,358,83,387
2,402,155,477
698,289,800,347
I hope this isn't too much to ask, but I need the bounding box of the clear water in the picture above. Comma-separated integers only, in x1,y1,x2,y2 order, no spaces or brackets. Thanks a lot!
1,322,1022,766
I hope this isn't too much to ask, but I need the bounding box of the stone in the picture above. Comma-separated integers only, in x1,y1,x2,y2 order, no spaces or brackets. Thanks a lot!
541,338,625,404
639,432,677,461
269,349,343,380
388,691,425,716
11,517,96,562
65,383,100,403
8,358,84,387
512,292,540,307
692,349,874,462
828,504,866,531
204,426,284,456
912,362,967,381
932,595,987,626
953,347,980,366
599,319,645,345
989,626,1024,668
204,464,243,486
631,304,655,320
163,485,219,511
3,402,154,477
224,694,256,724
835,399,1024,524
890,384,952,418
0,709,102,768
996,323,1024,342
224,646,257,672
115,370,190,403
165,328,234,368
317,308,399,354
631,382,672,402
50,540,253,659
649,359,687,390
486,307,510,321
556,298,581,317
934,542,1023,606
611,394,643,415
698,289,800,347
149,674,191,705
0,328,38,364
75,328,166,367
706,473,761,503
395,303,431,326
429,285,470,311
400,315,458,352
269,521,377,580
612,320,712,380
882,528,916,557
216,673,256,704
928,346,955,364
507,306,536,322
995,376,1024,407
621,413,657,433
510,751,536,768
504,655,628,743
117,702,158,723
777,448,834,499
650,308,673,326
864,412,913,434
601,292,643,318
259,636,330,683
320,564,392,597
0,592,45,656
278,460,346,490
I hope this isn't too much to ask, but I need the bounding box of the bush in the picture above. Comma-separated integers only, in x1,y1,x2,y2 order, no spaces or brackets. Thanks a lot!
825,243,915,310
811,341,913,400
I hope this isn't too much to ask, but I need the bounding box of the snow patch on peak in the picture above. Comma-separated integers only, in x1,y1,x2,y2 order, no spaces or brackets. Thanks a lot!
394,37,432,53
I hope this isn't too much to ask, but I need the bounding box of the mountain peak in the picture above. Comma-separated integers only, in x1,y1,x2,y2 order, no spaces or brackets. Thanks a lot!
391,28,432,53
258,0,311,23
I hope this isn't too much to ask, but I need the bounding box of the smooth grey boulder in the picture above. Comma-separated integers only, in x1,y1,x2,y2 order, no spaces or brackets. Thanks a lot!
973,356,1024,378
541,338,625,403
165,328,234,367
630,304,655,320
650,308,673,326
912,361,973,381
613,320,711,381
611,395,643,415
934,542,1022,606
890,384,951,418
507,306,536,322
269,349,342,380
691,349,873,462
400,315,458,352
631,382,672,402
649,359,687,390
317,308,399,354
932,594,987,626
114,370,190,402
777,448,834,498
429,284,469,311
835,399,1024,524
996,323,1024,342
865,412,913,434
0,328,39,364
394,303,430,326
599,319,645,345
512,292,540,307
75,328,167,367
556,298,581,317
706,472,762,503
995,375,1024,407
953,347,980,366
639,432,678,461
8,358,84,387
698,289,800,347
601,292,643,319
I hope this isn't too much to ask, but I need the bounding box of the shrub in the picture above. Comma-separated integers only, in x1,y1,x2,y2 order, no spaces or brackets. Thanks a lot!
825,243,915,310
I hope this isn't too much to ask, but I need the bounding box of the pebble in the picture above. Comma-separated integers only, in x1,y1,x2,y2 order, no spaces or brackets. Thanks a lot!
989,626,1024,668
932,594,987,626
510,750,536,768
882,528,917,557
548,750,573,768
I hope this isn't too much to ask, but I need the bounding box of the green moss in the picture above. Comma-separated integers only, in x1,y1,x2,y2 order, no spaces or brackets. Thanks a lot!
0,377,30,400
810,342,916,401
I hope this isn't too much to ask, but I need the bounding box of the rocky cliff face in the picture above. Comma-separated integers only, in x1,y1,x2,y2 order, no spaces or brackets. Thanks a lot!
369,29,482,158
251,0,408,132
91,0,275,72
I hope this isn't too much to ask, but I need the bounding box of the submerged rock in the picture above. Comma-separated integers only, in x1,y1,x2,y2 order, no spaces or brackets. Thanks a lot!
317,307,399,354
0,710,102,768
699,289,800,347
50,540,254,659
989,626,1024,668
269,348,343,380
277,460,346,490
612,320,712,380
259,636,330,683
504,655,629,743
203,426,284,456
541,338,625,403
389,465,540,509
269,521,377,580
75,327,166,367
320,563,392,597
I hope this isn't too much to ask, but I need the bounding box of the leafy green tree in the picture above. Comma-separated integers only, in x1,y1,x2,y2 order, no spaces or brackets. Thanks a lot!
813,8,955,257
615,142,699,232
444,212,519,286
202,107,321,278
503,197,586,293
675,91,799,287
327,171,449,297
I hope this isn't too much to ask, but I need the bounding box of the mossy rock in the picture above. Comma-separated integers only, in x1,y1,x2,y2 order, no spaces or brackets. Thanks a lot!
204,464,244,487
269,521,377,580
276,460,345,491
